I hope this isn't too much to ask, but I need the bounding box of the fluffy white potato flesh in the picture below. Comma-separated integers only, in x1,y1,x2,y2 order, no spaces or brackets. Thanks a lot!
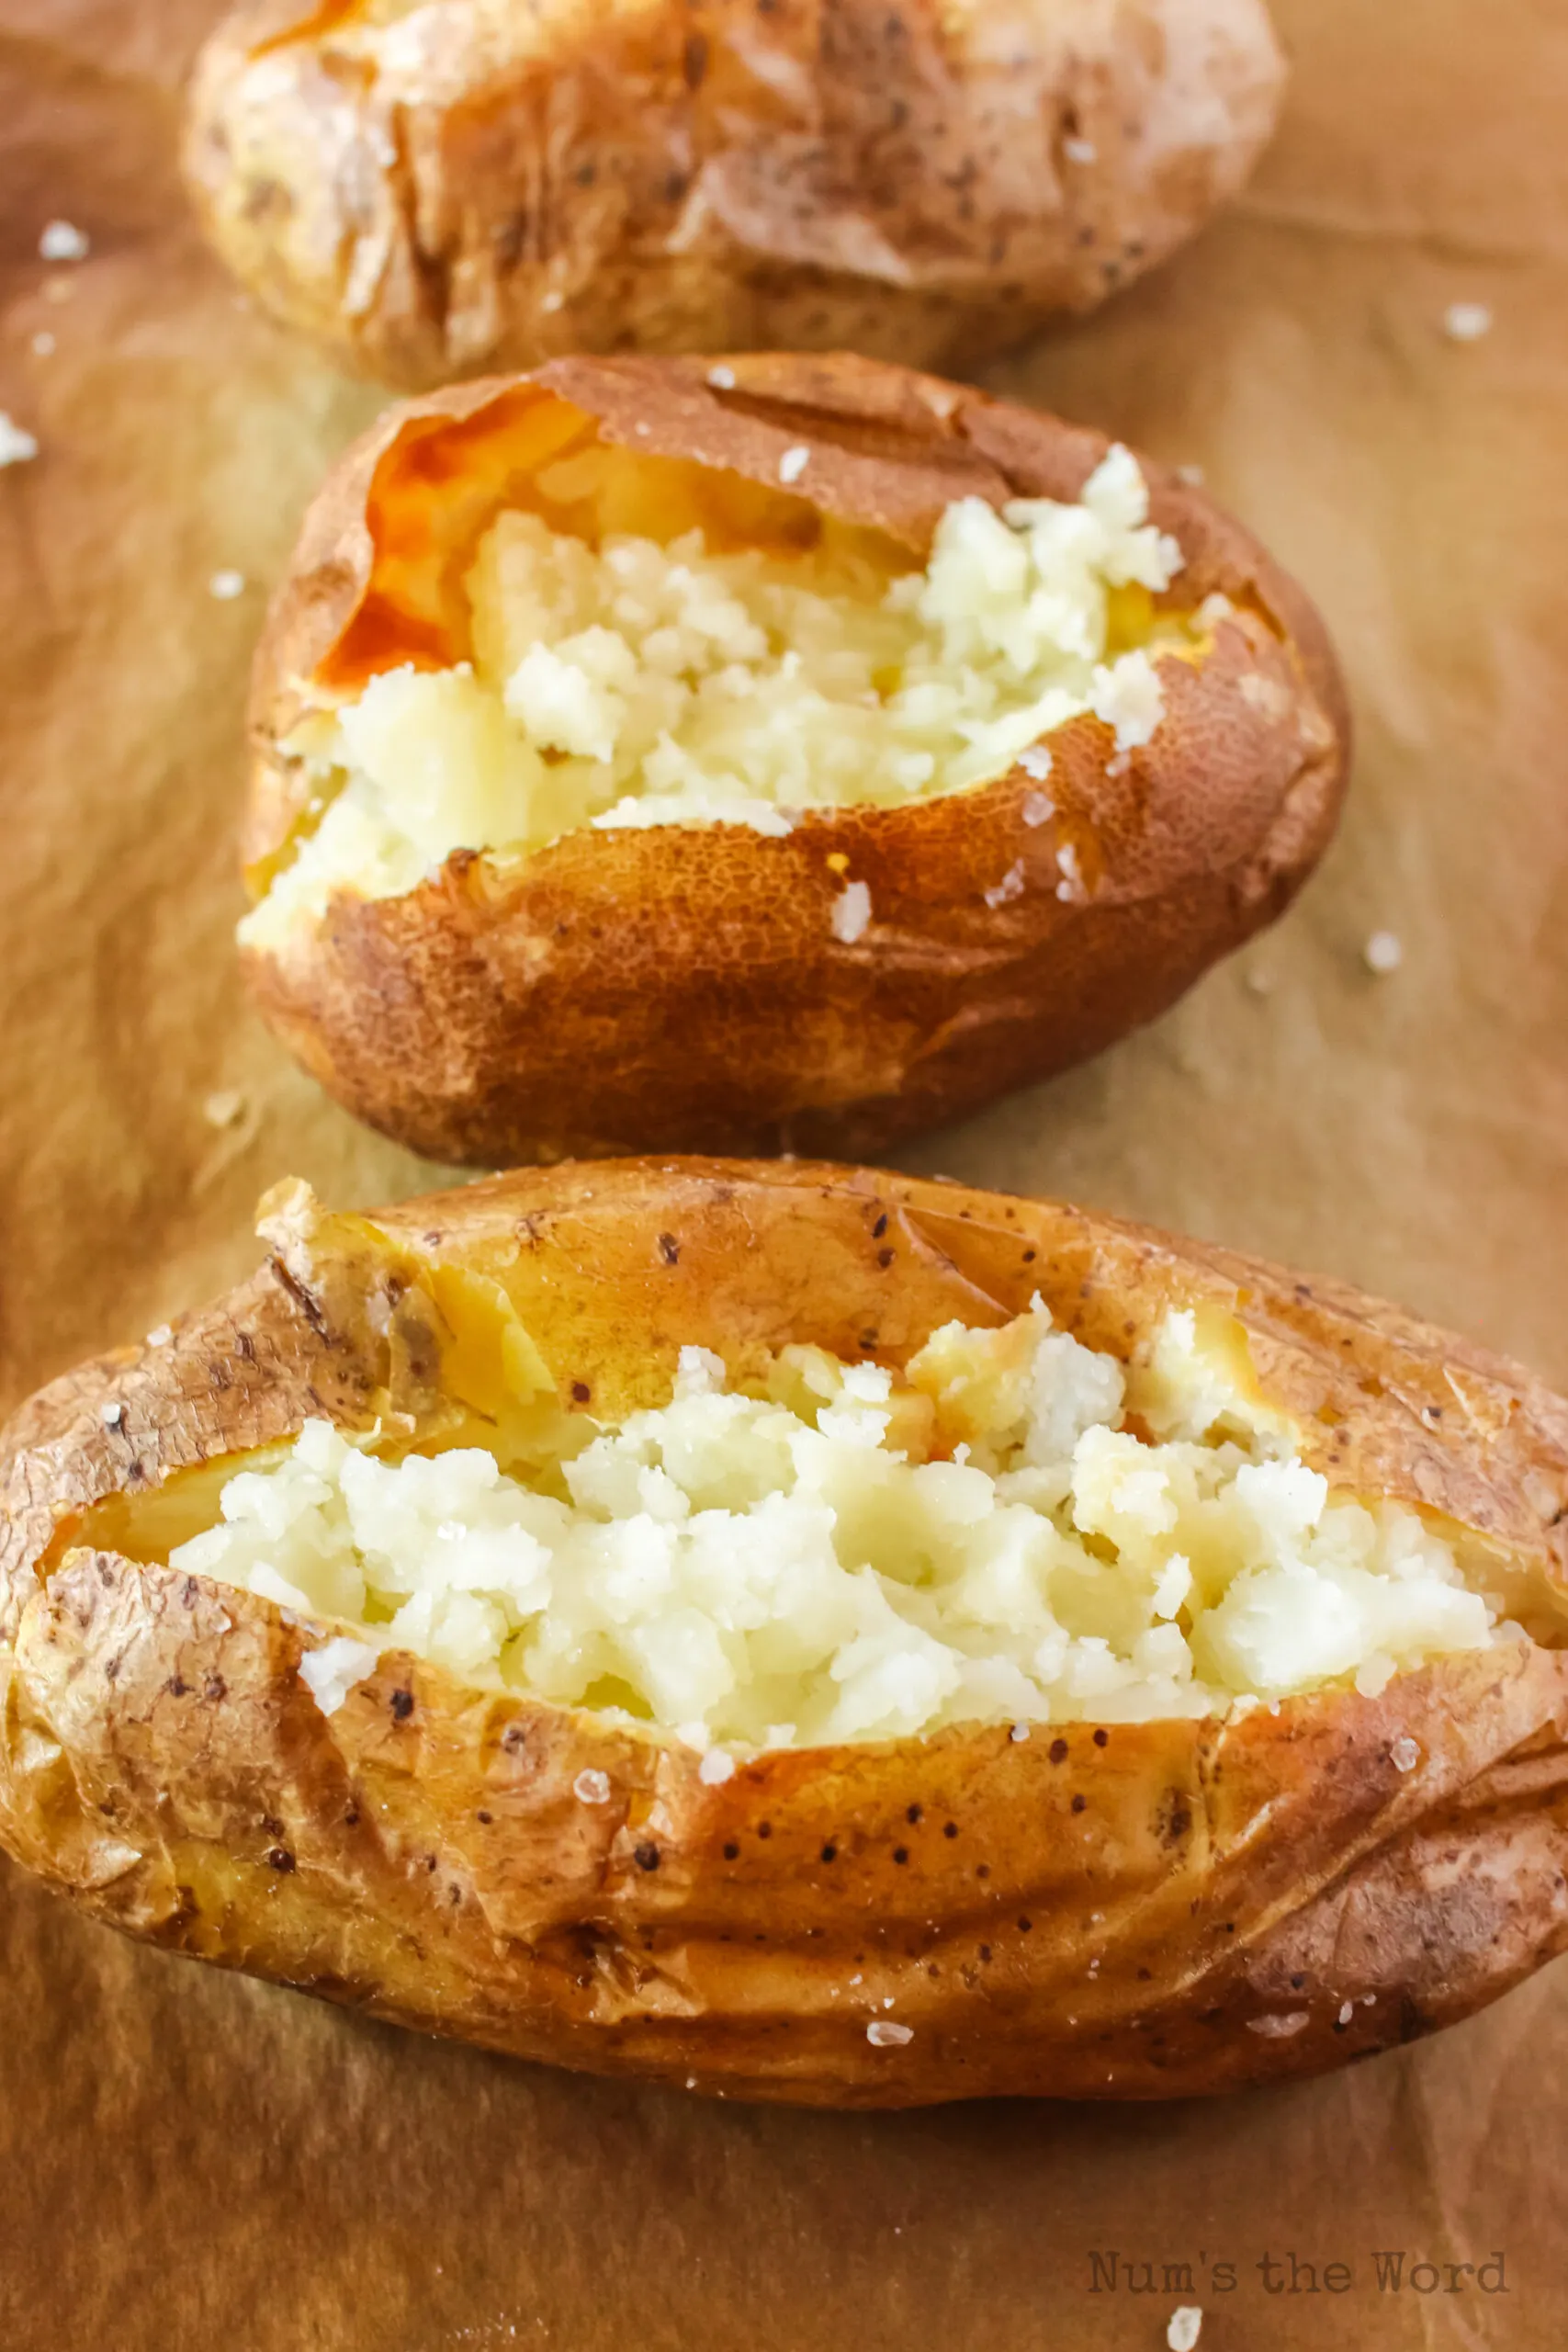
169,1305,1503,1745
241,448,1199,945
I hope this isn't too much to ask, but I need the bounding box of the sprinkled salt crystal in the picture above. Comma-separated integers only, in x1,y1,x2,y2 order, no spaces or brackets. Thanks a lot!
850,1973,863,1984
573,1768,612,1804
1364,929,1403,975
100,1401,124,1428
1010,1722,1031,1743
883,1996,896,2009
0,413,39,468
209,570,246,602
1062,136,1098,164
39,220,89,262
1338,2000,1355,2025
1246,2010,1309,2037
698,1747,736,1785
1245,966,1275,998
686,2075,698,2088
299,1635,380,1716
707,365,737,390
1363,1993,1377,2007
1443,301,1492,343
778,444,810,485
540,288,564,312
1021,789,1055,827
31,331,55,357
866,2019,914,2047
830,879,872,943
1390,1736,1420,1772
202,1088,244,1127
984,861,1025,909
1167,2307,1203,2351
145,1323,173,1348
1055,842,1084,901
1176,463,1205,486
1019,743,1054,783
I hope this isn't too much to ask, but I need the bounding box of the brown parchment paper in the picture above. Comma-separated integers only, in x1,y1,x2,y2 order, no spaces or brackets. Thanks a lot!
1,3,1566,2346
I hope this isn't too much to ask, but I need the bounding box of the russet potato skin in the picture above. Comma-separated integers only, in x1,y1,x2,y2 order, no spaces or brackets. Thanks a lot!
241,352,1350,1166
4,1159,1568,2106
182,0,1286,390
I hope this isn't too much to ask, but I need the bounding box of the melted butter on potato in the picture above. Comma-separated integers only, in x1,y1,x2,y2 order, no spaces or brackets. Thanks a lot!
165,1300,1501,1742
241,446,1196,944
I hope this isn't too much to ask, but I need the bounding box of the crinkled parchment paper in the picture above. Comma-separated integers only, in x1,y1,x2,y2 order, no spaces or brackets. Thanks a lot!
1,3,1565,2345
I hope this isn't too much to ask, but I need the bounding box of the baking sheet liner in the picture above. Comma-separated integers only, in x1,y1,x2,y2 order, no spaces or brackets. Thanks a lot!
1,2,1565,2343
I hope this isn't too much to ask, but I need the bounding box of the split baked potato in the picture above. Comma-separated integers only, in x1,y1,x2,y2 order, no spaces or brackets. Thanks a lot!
4,1159,1567,2107
240,351,1349,1164
183,0,1288,389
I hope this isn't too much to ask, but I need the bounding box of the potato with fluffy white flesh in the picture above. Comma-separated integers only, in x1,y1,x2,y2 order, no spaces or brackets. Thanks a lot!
170,1303,1501,1746
240,353,1349,1165
4,1159,1568,2108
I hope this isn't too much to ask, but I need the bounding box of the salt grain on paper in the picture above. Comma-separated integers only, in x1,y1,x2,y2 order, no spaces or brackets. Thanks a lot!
865,2019,914,2047
39,220,90,263
1390,1736,1420,1772
830,879,872,944
209,570,247,602
778,444,810,485
1363,929,1403,975
572,1769,612,1805
0,413,39,468
1167,2307,1203,2352
697,1747,736,1786
1443,301,1492,344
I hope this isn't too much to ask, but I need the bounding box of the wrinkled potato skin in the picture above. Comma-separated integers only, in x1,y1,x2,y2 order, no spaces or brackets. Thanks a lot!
183,0,1286,388
4,1159,1568,2108
242,353,1349,1166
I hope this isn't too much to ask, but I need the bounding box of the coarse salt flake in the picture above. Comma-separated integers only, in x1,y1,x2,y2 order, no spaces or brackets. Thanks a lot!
1390,1736,1420,1772
573,1768,612,1804
1021,790,1055,828
209,570,247,602
145,1324,173,1348
984,861,1025,909
830,879,872,943
1443,301,1492,343
0,413,39,468
1019,743,1054,782
698,1747,736,1785
866,2018,914,2047
1338,2000,1355,2026
202,1089,244,1128
1062,136,1099,164
1245,2010,1310,2037
100,1401,124,1428
39,220,89,263
1055,842,1083,901
1010,1722,1031,1743
1363,930,1403,975
777,445,810,485
540,288,564,312
1167,2308,1203,2352
707,365,737,390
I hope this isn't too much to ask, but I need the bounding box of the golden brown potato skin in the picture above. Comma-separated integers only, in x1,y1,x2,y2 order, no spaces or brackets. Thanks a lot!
183,0,1286,389
242,353,1350,1166
4,1159,1568,2107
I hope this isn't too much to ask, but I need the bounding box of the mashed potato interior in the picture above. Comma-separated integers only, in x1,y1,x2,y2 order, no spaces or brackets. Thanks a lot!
169,1304,1502,1745
242,447,1196,944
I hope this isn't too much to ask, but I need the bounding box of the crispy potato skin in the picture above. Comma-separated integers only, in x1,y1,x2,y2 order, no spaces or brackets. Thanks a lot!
241,353,1350,1165
183,0,1286,388
4,1160,1568,2107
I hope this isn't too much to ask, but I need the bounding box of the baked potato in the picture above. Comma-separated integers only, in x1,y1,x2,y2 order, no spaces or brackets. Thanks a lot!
182,0,1288,390
5,1157,1567,2108
239,351,1349,1164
